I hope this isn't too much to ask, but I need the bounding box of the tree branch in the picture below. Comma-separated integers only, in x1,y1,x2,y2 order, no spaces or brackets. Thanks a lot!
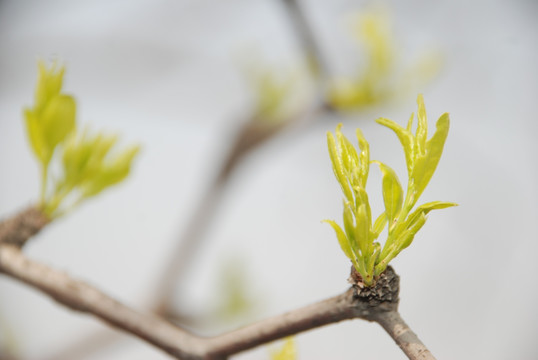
204,289,361,358
0,244,205,360
280,0,330,81
0,207,48,248
374,310,437,360
1,209,436,360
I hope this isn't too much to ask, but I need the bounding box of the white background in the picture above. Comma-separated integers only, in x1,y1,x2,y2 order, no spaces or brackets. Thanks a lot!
1,0,537,359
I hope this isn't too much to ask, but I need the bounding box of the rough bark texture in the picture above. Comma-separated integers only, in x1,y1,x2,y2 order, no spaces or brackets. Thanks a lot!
0,207,49,247
374,310,437,360
350,265,400,307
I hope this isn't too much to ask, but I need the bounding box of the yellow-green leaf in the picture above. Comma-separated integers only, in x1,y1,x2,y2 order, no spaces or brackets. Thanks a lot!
415,94,428,156
397,212,426,250
24,108,49,165
374,161,403,228
271,337,296,360
324,220,355,261
412,112,450,198
354,204,370,255
82,145,140,198
372,212,387,239
355,128,370,188
365,242,381,276
327,130,353,202
35,60,65,114
405,201,457,229
406,112,414,132
342,201,356,247
355,187,372,224
339,131,359,177
376,117,415,174
41,94,76,151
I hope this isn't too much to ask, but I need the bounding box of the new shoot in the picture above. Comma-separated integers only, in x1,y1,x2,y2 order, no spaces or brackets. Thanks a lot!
23,61,140,218
325,94,456,286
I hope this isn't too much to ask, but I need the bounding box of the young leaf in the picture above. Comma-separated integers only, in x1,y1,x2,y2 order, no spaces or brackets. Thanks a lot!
327,131,353,202
355,128,370,188
374,161,403,228
24,109,49,165
406,112,414,132
41,94,76,151
397,212,427,250
415,94,428,156
323,220,355,261
271,337,296,360
404,201,457,229
376,117,415,174
340,132,359,174
35,61,65,114
354,204,370,255
82,144,140,198
342,202,357,248
412,112,450,199
372,212,387,239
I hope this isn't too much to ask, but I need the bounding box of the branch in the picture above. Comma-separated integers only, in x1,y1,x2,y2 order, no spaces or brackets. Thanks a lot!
280,0,330,81
0,207,48,247
204,289,361,358
1,208,436,360
0,244,205,360
0,216,435,360
154,117,295,313
374,310,437,360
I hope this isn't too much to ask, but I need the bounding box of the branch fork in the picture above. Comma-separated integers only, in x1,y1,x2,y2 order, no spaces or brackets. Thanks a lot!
0,208,435,359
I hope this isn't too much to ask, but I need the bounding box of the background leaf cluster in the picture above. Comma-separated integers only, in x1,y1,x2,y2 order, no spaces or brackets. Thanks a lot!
23,61,140,218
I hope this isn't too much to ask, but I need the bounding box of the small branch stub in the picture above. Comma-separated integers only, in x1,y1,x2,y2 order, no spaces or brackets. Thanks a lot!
349,265,399,309
0,207,49,248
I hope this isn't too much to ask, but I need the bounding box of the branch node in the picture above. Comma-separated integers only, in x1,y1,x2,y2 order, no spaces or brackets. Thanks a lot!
0,206,49,248
349,266,399,314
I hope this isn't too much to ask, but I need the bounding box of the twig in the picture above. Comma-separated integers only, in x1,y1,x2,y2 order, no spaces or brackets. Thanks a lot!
0,210,435,360
374,310,437,360
0,244,206,360
204,289,362,358
154,117,294,314
280,0,330,82
0,207,49,248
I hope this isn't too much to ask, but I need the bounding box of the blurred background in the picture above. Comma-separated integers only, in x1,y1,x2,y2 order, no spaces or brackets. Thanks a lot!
0,0,537,359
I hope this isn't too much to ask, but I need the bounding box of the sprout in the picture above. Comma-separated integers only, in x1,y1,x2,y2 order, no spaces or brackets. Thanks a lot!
42,129,140,216
327,8,443,112
325,95,456,286
24,61,76,203
23,61,140,218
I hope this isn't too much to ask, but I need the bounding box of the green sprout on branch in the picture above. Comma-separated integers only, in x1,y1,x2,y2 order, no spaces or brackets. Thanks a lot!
23,61,140,218
324,95,456,286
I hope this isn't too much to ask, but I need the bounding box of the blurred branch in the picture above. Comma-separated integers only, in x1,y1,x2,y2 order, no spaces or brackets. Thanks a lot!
280,0,330,82
0,207,49,248
153,116,293,314
0,220,435,360
0,244,205,359
156,0,336,320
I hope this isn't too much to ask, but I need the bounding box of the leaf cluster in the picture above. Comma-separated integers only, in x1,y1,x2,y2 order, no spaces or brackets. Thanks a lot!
23,61,140,218
327,8,442,112
325,95,456,286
